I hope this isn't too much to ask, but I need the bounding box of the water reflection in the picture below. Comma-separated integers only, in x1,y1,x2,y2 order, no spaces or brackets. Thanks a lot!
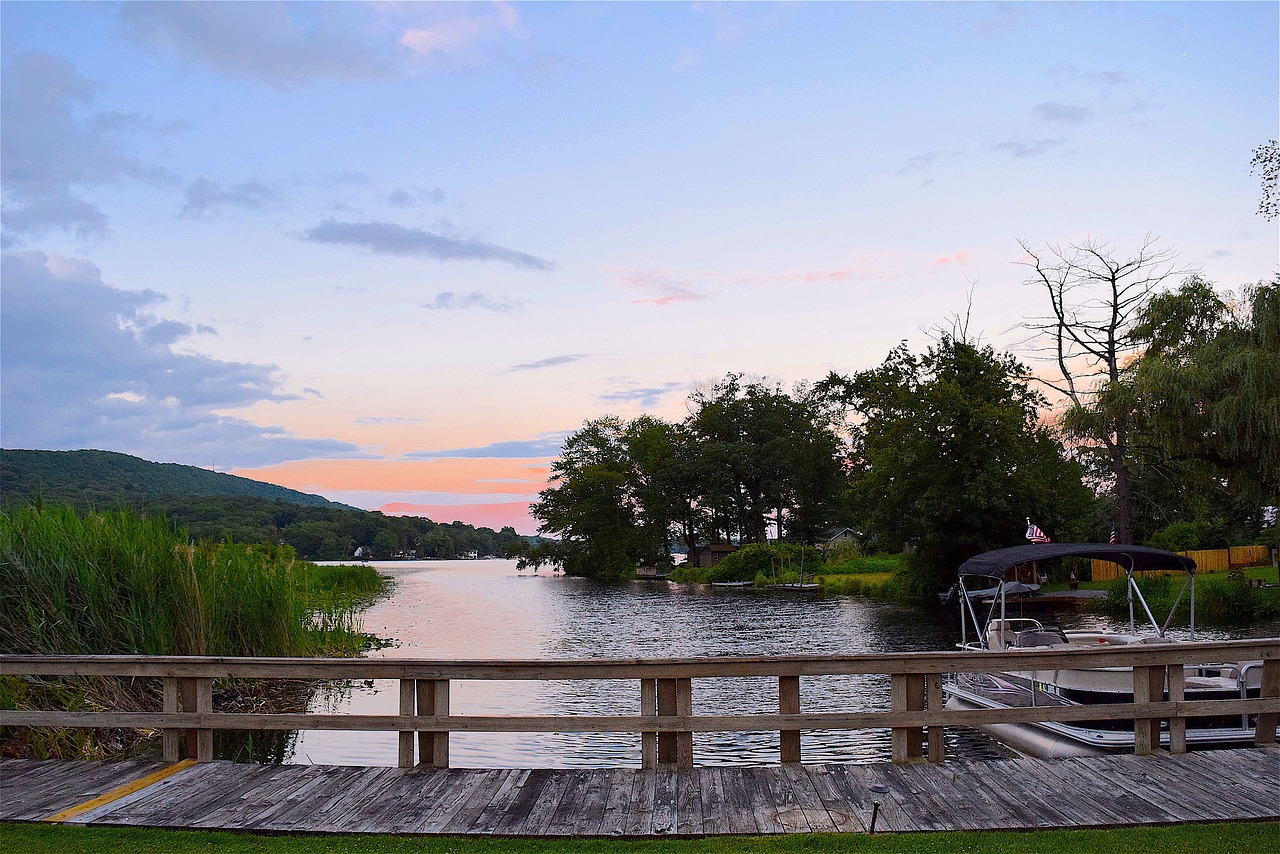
285,559,1270,768
282,560,1001,767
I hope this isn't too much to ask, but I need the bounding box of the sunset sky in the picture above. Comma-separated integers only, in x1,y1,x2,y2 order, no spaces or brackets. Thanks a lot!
2,2,1276,535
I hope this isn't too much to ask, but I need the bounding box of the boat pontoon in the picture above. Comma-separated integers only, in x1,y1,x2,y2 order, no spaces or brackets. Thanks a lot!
942,543,1274,757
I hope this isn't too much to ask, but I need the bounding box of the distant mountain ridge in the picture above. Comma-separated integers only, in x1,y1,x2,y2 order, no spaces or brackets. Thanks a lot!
0,449,353,510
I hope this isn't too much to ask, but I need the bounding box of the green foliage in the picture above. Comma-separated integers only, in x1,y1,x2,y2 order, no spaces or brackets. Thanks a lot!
820,552,905,576
0,450,530,562
821,539,862,565
0,504,380,658
0,505,390,758
685,375,848,545
710,542,823,583
531,377,851,579
824,335,1093,601
1097,572,1279,625
1122,277,1280,545
0,449,349,510
1146,519,1230,553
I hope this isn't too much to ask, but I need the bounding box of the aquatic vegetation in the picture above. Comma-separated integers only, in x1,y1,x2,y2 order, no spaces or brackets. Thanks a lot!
0,504,389,758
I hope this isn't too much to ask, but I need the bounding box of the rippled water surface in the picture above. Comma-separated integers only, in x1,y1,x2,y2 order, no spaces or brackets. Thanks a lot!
284,559,1266,768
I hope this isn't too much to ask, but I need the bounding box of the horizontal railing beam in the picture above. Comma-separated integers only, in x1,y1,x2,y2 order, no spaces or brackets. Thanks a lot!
2,639,1276,680
4,697,1275,733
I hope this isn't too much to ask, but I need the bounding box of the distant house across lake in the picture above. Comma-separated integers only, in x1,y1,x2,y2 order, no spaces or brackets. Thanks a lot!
690,543,737,567
822,528,858,550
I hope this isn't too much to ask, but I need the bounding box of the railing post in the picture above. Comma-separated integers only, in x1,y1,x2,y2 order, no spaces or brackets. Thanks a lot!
926,672,945,763
675,677,693,768
177,676,212,762
417,679,450,767
657,678,676,765
162,677,180,763
398,678,416,768
1257,658,1279,747
656,677,693,767
779,675,800,764
1132,664,1164,755
640,678,657,770
891,672,925,763
194,677,213,762
1167,663,1186,754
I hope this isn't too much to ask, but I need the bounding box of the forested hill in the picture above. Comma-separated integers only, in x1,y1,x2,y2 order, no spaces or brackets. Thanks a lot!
0,448,528,560
0,449,352,510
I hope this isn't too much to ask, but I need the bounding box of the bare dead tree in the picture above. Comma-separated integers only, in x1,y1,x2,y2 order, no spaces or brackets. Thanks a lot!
1251,139,1278,221
1018,236,1186,544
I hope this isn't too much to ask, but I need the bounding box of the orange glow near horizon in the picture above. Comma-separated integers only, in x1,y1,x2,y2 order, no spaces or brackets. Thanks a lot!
380,501,538,535
234,457,553,495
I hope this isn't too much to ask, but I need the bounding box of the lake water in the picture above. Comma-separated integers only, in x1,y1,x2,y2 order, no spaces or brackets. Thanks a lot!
277,559,1264,768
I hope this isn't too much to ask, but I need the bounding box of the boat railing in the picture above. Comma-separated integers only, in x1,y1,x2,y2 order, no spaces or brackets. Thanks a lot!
2,639,1277,768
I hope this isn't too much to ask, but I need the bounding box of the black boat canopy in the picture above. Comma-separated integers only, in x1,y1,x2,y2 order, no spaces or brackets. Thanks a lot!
957,543,1195,578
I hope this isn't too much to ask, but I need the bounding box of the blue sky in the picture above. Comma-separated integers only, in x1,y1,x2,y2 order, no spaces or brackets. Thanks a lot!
2,2,1276,533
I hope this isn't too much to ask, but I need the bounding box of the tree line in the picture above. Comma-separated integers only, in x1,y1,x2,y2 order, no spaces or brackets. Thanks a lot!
526,243,1278,598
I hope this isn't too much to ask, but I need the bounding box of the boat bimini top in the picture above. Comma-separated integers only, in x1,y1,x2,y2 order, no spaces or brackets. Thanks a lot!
954,543,1199,648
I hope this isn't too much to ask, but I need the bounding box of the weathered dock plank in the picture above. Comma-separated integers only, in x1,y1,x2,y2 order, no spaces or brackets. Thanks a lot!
2,750,1276,836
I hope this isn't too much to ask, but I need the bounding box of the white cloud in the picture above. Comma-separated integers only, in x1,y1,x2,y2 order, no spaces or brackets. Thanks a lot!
0,250,362,467
1,51,174,243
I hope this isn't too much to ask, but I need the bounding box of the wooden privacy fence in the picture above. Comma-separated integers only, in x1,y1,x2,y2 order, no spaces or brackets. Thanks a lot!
2,640,1277,769
1092,545,1274,580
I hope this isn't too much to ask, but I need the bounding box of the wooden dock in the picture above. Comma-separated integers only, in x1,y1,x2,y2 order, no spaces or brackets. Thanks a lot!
3,750,1277,836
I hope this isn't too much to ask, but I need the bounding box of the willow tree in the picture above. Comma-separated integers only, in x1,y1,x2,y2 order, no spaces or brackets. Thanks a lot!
1020,236,1184,544
1128,278,1280,539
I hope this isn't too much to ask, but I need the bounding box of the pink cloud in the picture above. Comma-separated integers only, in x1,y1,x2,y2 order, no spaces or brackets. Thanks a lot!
615,269,712,306
928,250,973,267
380,501,538,535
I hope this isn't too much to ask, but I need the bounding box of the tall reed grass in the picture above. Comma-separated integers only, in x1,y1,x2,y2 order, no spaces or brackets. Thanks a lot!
0,505,388,758
0,504,380,657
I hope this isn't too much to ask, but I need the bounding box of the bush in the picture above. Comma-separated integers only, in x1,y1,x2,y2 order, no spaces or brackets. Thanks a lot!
707,542,823,583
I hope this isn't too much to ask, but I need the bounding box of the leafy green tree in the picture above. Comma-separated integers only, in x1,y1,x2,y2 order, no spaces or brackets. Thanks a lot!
686,375,845,545
827,335,1093,599
531,416,646,578
1123,277,1280,543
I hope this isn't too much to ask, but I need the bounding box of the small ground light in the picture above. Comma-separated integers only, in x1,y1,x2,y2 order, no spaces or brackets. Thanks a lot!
868,783,890,834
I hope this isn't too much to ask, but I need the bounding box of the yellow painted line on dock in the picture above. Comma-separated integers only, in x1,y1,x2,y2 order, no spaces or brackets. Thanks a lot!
42,758,198,823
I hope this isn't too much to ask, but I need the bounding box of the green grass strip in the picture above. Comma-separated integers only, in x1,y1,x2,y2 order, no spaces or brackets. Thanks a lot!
2,821,1277,854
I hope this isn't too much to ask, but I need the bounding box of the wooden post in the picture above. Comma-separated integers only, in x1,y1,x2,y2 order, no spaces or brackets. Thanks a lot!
640,678,657,770
1257,658,1279,747
416,679,450,767
656,678,676,765
398,678,416,768
162,677,180,763
891,673,925,763
1167,664,1186,754
675,677,693,768
1132,664,1164,755
779,675,801,764
926,672,945,763
194,677,213,762
179,677,196,760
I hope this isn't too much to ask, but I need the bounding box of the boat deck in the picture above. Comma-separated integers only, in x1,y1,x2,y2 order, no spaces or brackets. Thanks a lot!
3,749,1277,836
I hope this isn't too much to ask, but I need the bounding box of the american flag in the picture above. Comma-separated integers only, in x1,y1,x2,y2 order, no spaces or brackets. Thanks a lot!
1025,518,1051,543
1110,530,1119,544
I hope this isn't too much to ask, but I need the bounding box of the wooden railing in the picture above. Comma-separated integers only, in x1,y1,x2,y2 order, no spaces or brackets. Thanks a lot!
3,639,1277,768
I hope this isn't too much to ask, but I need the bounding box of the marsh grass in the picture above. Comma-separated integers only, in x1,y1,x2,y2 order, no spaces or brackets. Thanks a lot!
0,505,390,758
1096,571,1280,625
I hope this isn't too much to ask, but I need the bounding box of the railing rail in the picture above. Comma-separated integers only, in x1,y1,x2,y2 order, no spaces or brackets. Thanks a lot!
3,639,1277,768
